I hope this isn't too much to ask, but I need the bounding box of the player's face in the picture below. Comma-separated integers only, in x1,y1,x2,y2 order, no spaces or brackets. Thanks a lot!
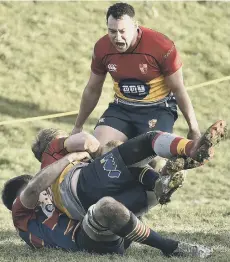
107,15,137,52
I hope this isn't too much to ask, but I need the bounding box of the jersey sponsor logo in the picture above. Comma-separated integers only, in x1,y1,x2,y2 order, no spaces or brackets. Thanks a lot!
119,78,150,100
100,153,121,178
108,64,117,72
139,63,148,74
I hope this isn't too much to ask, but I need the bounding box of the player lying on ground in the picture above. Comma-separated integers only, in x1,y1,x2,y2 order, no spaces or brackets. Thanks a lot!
32,120,227,211
3,153,214,257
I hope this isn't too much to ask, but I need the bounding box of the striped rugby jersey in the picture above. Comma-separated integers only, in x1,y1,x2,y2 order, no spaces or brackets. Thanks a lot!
91,26,182,104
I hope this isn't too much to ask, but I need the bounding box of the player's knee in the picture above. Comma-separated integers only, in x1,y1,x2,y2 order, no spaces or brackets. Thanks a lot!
93,197,117,227
146,130,160,140
95,197,118,217
94,197,130,229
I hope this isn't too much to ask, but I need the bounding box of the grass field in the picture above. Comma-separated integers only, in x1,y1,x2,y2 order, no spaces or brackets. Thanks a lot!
0,1,230,261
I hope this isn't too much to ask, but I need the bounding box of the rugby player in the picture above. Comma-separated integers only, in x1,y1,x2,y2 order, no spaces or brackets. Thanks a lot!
2,158,211,257
31,120,226,218
72,2,201,154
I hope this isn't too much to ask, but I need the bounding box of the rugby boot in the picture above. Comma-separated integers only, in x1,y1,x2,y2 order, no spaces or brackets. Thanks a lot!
184,156,202,169
166,241,213,258
189,120,227,162
161,156,185,176
154,170,185,205
162,156,201,176
162,120,227,175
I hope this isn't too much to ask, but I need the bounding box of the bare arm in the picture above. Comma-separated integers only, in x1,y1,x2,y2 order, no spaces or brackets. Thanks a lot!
64,131,100,155
73,71,106,134
164,68,201,139
20,153,80,209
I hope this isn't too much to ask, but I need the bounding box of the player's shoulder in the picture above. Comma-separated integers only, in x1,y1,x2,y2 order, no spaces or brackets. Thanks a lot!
12,196,35,231
94,34,112,58
141,26,173,42
140,26,174,51
12,196,26,212
95,34,110,48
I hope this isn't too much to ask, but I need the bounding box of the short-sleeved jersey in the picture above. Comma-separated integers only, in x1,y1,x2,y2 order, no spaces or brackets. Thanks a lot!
12,194,80,251
41,137,69,169
91,26,182,104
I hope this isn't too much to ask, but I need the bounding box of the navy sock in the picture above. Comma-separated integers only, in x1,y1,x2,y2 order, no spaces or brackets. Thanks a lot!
117,131,160,166
129,167,159,190
114,212,178,254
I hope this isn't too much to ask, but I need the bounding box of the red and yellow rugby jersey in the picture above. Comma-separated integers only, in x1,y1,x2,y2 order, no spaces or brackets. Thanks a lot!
41,139,81,219
91,26,182,104
12,196,80,251
41,138,72,217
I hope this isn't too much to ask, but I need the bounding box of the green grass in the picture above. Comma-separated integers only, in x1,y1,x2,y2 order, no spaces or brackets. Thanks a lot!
0,1,230,261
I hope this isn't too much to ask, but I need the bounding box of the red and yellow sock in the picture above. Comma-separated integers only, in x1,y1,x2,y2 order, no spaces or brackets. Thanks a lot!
152,132,193,158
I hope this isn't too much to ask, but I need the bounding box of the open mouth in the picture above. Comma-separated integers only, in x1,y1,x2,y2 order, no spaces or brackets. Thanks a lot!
116,42,126,48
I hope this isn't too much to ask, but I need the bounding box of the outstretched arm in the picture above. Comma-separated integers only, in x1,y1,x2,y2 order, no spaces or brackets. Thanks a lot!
20,153,80,209
165,68,201,140
64,131,100,155
72,71,106,134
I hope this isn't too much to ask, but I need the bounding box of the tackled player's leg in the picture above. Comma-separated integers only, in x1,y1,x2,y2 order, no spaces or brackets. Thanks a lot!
76,120,227,214
75,197,212,258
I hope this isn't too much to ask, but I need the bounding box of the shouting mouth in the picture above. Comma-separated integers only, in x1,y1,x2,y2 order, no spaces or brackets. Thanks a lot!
115,42,126,49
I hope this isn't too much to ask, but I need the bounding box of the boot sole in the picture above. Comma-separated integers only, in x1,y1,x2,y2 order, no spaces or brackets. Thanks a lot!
159,171,185,205
191,120,227,162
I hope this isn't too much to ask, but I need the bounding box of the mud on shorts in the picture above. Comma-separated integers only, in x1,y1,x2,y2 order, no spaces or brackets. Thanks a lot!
95,98,178,139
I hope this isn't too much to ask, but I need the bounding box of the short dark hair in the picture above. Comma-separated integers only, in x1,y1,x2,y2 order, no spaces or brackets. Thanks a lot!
32,128,68,162
2,174,33,210
106,2,135,22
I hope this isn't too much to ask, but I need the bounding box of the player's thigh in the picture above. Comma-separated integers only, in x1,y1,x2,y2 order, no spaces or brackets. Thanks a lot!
135,107,177,135
77,147,139,210
112,184,149,217
154,108,177,133
94,103,135,140
75,205,125,255
94,125,128,146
